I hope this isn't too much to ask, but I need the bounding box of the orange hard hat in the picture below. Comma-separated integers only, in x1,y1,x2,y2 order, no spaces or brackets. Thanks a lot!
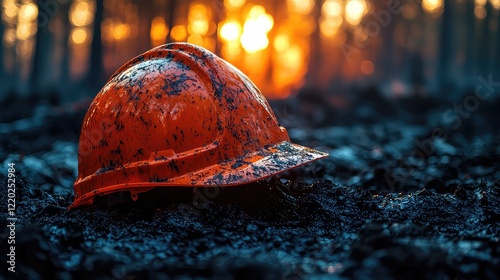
69,43,328,209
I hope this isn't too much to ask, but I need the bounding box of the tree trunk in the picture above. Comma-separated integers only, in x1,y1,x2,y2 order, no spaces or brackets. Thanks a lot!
377,2,396,83
213,0,224,56
480,2,493,77
475,3,492,79
304,0,321,87
464,0,475,79
88,0,104,90
437,0,453,93
136,0,154,52
0,19,4,81
496,10,500,78
60,0,71,92
30,2,53,95
166,0,177,43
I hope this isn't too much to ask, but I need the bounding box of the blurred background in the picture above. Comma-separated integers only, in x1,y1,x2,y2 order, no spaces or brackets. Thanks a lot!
0,0,499,102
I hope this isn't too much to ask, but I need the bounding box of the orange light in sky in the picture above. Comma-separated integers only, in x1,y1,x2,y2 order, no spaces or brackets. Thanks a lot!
282,44,302,69
71,27,90,44
150,16,169,46
322,0,342,17
2,0,19,24
475,0,487,6
18,3,38,22
256,14,274,32
171,25,187,41
240,32,268,53
491,0,500,9
474,0,488,19
287,0,314,14
188,4,208,21
187,34,203,45
319,17,343,39
16,22,36,40
273,34,290,52
112,23,130,40
224,0,246,9
422,0,444,14
188,19,209,35
3,28,16,46
240,6,274,53
220,20,241,41
345,0,367,25
223,40,242,57
70,1,95,27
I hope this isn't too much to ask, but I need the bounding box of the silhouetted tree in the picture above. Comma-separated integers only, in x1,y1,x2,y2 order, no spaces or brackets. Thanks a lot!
0,20,4,80
212,0,224,56
464,0,476,78
479,2,493,76
136,0,154,52
438,0,453,93
496,10,500,77
305,0,322,86
60,0,71,92
31,1,54,94
375,1,397,82
410,52,425,95
166,0,177,43
88,0,104,89
264,0,279,87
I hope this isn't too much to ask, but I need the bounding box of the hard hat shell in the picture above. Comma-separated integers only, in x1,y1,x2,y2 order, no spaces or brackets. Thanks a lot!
70,43,327,209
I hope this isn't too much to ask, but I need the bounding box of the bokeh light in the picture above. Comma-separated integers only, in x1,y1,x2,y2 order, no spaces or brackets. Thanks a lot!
150,16,169,46
287,0,314,14
71,27,90,45
188,19,209,35
475,0,487,6
402,2,418,20
224,0,246,9
422,0,444,15
222,40,242,57
240,32,269,53
3,28,16,46
220,20,241,41
360,60,374,75
171,25,187,41
70,1,95,27
474,6,487,19
491,0,500,9
322,0,343,18
16,22,36,41
240,6,273,53
282,44,302,69
0,0,494,100
345,0,367,26
18,3,38,23
320,17,343,39
112,23,130,41
187,34,203,45
2,0,19,25
273,34,290,52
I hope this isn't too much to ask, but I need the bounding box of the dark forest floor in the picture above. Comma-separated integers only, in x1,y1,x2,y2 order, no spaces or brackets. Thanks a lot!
0,90,499,279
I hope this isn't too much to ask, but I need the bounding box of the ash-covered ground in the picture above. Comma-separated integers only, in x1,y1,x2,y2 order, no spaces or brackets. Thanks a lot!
1,89,499,280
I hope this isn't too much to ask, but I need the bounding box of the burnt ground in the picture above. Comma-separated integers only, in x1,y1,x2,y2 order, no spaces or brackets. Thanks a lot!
0,89,499,280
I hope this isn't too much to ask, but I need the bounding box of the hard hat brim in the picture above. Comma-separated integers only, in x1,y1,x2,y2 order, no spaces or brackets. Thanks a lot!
69,141,328,209
170,141,329,186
